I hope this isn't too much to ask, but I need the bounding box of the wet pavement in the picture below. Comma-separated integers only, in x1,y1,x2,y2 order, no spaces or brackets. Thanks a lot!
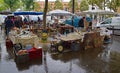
0,30,120,73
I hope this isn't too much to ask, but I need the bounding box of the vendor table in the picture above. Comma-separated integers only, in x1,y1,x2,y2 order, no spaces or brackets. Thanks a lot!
55,32,84,41
54,31,106,50
9,32,39,47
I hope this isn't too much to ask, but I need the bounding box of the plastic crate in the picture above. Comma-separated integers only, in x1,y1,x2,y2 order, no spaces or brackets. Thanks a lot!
28,47,42,60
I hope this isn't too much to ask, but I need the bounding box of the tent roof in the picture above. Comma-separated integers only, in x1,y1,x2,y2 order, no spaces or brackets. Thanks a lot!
0,11,12,15
47,9,73,16
82,9,116,15
13,11,43,15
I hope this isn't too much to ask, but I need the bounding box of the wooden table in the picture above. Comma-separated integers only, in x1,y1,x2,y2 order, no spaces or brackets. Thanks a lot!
9,33,39,47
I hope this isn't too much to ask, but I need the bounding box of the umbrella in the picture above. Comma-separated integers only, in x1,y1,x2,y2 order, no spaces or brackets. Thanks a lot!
13,11,43,15
47,9,73,16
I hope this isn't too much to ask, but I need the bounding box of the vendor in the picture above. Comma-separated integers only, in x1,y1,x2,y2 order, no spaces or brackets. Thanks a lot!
87,21,92,31
5,17,14,37
14,17,22,29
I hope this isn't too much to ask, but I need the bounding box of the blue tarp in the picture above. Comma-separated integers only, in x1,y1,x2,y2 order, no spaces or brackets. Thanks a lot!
64,16,92,27
13,11,43,15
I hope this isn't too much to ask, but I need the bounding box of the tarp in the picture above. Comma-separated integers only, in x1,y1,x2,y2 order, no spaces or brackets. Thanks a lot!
13,11,43,15
64,16,92,27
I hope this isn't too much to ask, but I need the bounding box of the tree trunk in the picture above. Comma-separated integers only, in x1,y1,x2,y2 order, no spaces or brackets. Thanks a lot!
103,0,105,10
43,0,48,29
72,0,74,26
110,1,112,11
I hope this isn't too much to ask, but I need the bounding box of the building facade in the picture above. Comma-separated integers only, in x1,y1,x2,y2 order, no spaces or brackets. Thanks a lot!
37,1,80,12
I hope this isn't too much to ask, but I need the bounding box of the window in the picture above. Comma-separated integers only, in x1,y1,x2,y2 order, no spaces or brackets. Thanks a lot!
101,18,112,24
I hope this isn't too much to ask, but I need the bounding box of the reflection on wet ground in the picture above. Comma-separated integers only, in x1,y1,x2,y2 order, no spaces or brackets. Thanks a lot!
0,31,120,73
109,51,120,73
0,44,1,61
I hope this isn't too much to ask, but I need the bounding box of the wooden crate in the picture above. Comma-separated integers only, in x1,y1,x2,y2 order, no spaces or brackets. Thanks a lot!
83,32,103,49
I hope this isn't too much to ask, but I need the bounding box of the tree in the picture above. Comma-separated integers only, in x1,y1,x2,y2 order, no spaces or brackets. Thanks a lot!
43,0,48,29
0,0,7,11
80,0,89,11
87,0,97,9
48,3,52,11
34,2,41,11
96,0,110,10
21,0,34,11
107,0,120,12
87,0,110,10
68,0,78,12
95,0,104,9
3,0,20,11
87,0,97,6
54,0,63,9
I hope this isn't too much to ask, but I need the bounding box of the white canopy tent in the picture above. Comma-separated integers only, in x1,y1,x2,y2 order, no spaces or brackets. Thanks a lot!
47,9,74,23
47,9,73,16
81,9,117,24
82,9,116,15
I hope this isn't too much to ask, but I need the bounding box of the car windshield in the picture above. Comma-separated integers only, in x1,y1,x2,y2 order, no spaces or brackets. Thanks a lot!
101,18,112,24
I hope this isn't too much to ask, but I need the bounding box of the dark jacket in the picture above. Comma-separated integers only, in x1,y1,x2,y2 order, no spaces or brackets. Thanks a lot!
14,20,22,28
5,19,14,29
78,18,84,27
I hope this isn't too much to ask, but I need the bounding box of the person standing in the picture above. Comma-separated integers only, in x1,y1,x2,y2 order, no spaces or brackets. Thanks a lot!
87,21,92,32
38,16,41,24
14,17,22,29
5,17,14,37
78,17,85,31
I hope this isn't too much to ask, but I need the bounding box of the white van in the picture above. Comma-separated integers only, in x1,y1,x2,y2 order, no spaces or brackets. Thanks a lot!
96,17,120,30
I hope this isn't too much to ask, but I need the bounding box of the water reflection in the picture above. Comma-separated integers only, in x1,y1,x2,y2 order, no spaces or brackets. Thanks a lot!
109,51,120,73
43,51,48,73
0,44,1,61
15,59,42,71
5,49,14,61
51,47,112,73
51,48,104,62
5,46,43,71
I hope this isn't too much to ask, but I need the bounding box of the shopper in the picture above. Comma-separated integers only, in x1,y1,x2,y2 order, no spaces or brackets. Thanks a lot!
78,17,85,31
5,17,14,36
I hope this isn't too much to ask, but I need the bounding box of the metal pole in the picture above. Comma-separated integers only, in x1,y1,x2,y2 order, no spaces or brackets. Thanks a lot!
72,0,74,26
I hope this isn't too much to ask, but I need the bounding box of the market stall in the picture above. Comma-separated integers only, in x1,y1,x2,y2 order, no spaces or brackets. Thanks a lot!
7,28,42,63
50,27,112,53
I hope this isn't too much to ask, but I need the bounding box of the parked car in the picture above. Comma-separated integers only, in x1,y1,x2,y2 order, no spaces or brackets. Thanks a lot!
96,17,120,30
